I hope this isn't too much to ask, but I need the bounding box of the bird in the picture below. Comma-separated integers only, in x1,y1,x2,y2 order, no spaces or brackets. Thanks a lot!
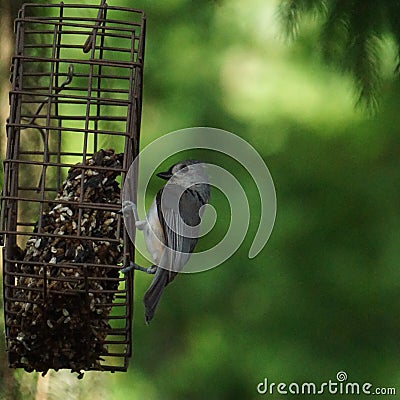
121,160,210,324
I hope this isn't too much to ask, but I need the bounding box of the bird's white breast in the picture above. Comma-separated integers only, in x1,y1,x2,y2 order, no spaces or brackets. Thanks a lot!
143,199,165,264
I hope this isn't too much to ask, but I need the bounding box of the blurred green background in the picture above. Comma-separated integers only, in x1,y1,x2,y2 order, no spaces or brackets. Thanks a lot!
1,0,400,399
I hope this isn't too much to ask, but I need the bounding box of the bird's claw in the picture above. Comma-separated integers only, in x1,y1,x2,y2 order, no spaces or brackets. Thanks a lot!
120,262,157,275
120,200,139,220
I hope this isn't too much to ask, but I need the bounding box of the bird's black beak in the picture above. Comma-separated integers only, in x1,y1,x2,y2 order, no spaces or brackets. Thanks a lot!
156,170,172,180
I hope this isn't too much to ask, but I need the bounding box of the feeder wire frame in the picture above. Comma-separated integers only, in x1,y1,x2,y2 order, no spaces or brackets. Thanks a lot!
0,2,146,373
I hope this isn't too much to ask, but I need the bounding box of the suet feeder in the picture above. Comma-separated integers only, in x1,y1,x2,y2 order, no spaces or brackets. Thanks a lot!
0,1,145,375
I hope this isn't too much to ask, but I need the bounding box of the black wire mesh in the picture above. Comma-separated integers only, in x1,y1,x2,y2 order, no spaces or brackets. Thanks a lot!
0,2,145,374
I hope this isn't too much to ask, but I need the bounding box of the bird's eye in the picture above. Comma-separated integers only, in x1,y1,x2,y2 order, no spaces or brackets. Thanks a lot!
179,164,189,174
172,163,187,174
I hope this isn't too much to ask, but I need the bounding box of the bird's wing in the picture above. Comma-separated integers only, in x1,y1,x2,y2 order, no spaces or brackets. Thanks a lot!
144,185,206,323
156,185,202,281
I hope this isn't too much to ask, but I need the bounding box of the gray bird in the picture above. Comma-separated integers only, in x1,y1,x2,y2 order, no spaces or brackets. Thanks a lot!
121,160,210,323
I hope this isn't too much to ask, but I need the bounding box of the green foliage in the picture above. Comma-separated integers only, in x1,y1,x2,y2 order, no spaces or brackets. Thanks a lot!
279,0,400,111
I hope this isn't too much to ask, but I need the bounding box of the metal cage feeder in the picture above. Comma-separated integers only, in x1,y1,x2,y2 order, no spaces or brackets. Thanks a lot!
0,1,145,375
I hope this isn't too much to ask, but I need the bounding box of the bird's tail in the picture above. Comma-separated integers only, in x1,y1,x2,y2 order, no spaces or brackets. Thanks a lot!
143,267,170,324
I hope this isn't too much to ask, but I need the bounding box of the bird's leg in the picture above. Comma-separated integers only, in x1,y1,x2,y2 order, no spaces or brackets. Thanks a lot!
120,201,146,230
121,262,157,275
120,200,139,220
